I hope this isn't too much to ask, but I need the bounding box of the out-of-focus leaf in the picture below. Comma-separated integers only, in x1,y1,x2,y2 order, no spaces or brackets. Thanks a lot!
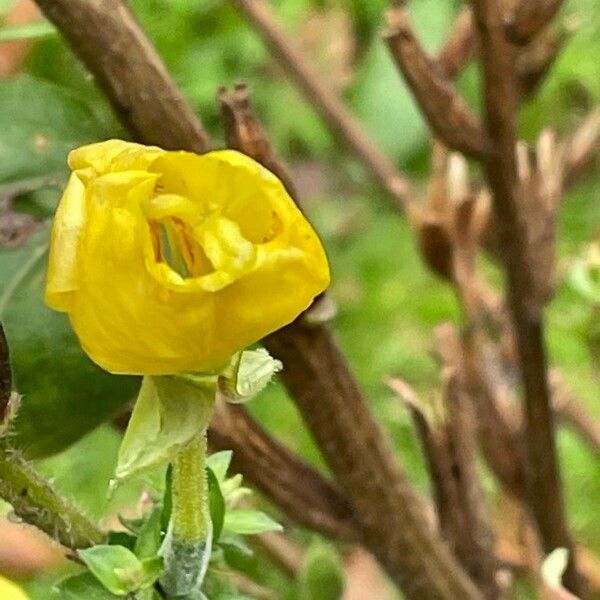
0,76,113,185
223,510,282,535
53,572,121,599
1,228,138,457
206,450,232,483
297,540,345,600
0,21,55,42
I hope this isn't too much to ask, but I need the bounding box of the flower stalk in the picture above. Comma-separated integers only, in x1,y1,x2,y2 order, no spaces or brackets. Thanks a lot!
160,430,213,598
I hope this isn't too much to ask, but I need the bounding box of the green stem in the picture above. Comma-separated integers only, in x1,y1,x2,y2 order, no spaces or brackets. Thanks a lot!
160,430,213,598
172,431,210,542
0,441,104,548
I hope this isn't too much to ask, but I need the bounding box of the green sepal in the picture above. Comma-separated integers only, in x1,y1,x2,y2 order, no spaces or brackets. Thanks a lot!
114,375,215,486
218,348,282,403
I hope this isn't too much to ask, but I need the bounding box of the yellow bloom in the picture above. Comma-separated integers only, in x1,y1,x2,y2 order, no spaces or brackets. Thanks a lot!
0,575,29,600
45,140,330,375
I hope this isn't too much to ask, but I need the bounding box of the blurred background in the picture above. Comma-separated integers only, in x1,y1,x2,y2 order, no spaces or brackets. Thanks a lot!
1,0,600,597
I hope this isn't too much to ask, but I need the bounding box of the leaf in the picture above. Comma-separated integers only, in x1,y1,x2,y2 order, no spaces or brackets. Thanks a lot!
134,507,163,560
78,545,147,596
206,450,232,482
0,75,113,185
297,540,345,600
114,376,215,485
0,21,56,42
207,466,225,542
53,572,121,599
107,531,137,552
78,545,161,596
223,510,282,535
1,228,138,457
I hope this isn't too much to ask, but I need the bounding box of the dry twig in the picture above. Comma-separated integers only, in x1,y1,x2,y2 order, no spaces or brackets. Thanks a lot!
470,0,582,593
385,7,487,159
505,0,566,45
208,400,359,542
219,84,482,599
231,0,413,210
34,0,210,152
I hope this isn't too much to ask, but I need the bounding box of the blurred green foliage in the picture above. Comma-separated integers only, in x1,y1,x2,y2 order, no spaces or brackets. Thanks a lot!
0,0,598,598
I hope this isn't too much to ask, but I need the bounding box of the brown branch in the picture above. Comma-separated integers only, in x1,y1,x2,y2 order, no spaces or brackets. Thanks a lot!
33,0,210,153
516,29,568,99
505,0,566,45
550,371,600,456
388,374,498,599
231,0,413,211
219,85,482,599
208,401,359,542
218,83,298,202
265,325,481,599
384,7,487,159
470,0,582,594
436,6,477,79
563,108,600,189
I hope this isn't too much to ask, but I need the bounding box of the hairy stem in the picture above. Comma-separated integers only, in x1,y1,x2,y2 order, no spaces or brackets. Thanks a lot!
0,441,104,549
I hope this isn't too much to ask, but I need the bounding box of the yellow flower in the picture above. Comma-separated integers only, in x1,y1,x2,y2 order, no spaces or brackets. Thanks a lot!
0,575,29,600
45,140,329,375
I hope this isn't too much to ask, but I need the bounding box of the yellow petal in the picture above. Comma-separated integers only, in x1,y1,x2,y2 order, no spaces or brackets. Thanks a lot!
45,172,87,311
0,575,29,600
47,142,330,375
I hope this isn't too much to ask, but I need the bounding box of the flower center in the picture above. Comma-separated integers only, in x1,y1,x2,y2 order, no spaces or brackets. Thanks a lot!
149,217,214,279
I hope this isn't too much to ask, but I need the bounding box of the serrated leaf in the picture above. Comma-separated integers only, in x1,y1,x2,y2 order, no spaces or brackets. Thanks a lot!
223,510,282,535
1,228,138,457
53,572,121,599
208,466,225,542
206,450,232,482
298,540,345,600
114,376,214,485
78,545,146,596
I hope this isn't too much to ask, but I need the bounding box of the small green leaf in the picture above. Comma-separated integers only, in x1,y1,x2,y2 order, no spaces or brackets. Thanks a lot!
223,510,282,535
114,376,215,485
0,21,56,43
134,507,163,559
206,450,232,482
107,531,136,551
297,540,345,600
53,572,121,599
218,349,282,403
140,556,164,586
78,545,149,596
208,466,225,541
